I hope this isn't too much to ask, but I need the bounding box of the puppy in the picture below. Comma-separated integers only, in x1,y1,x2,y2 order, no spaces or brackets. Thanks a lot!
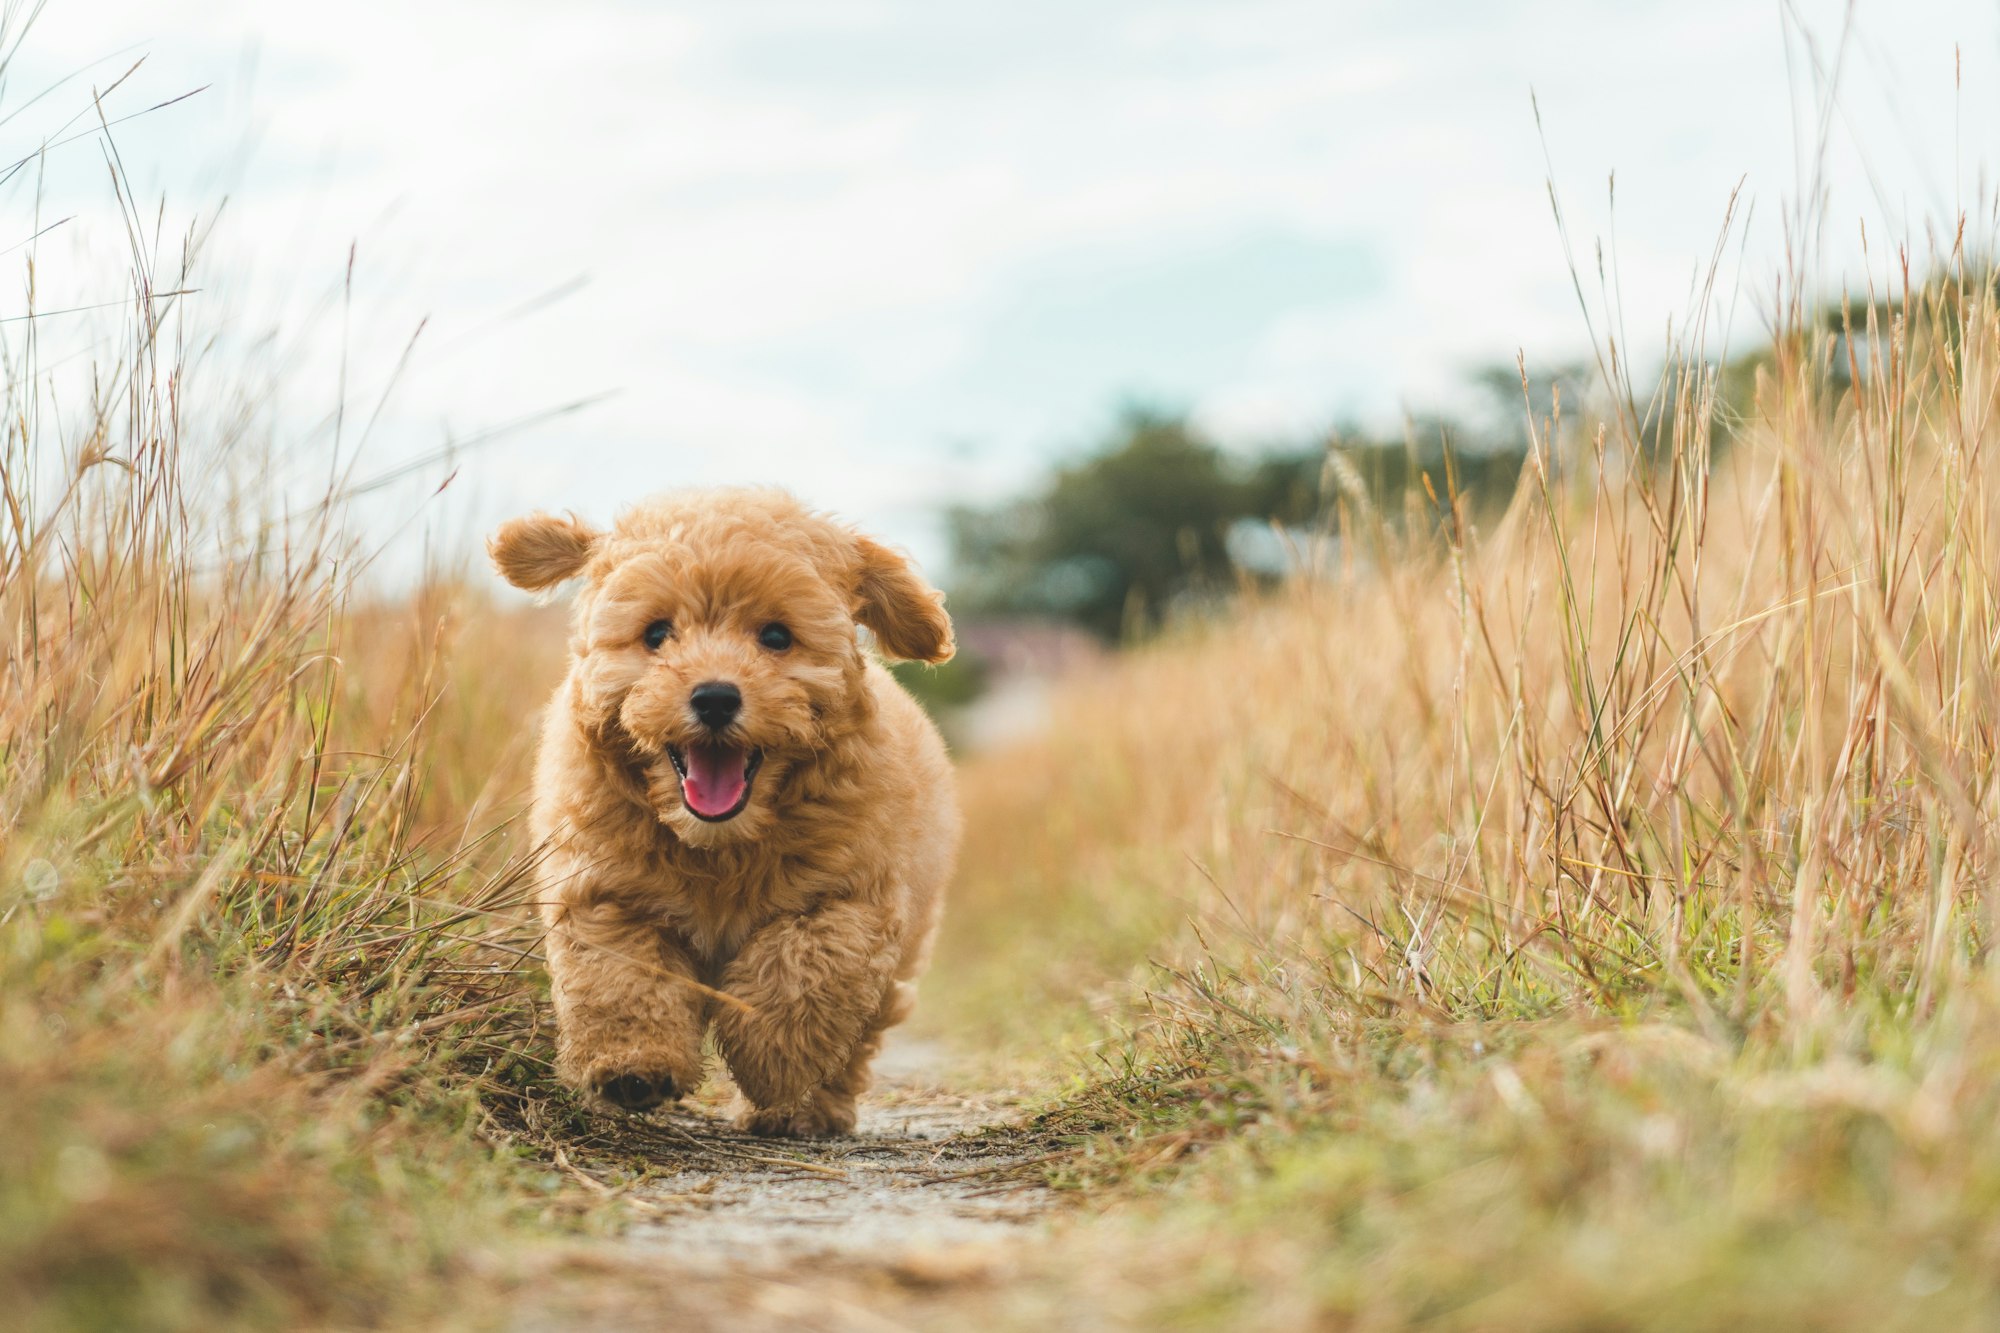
489,488,960,1138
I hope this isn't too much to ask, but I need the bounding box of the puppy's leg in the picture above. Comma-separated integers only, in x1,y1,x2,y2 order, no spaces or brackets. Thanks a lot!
544,890,707,1111
714,901,897,1135
732,982,915,1138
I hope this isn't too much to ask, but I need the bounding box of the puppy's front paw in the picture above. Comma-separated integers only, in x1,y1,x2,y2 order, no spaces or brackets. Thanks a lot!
568,1051,698,1112
733,1093,857,1139
593,1068,680,1111
562,1037,703,1113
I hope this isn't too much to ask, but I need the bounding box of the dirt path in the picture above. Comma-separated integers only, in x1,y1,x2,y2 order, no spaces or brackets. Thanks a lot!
512,1034,1059,1331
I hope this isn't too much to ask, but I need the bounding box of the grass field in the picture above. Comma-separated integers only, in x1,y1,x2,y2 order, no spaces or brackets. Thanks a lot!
9,100,2000,1330
934,262,2000,1326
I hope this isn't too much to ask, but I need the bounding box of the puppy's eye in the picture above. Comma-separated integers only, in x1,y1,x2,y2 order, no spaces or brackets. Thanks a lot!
643,620,672,650
757,623,793,652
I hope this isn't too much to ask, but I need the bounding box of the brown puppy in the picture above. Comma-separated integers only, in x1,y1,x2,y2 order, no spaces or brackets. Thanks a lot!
489,488,959,1137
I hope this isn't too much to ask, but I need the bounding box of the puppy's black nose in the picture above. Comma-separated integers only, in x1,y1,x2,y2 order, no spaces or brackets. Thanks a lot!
690,681,742,730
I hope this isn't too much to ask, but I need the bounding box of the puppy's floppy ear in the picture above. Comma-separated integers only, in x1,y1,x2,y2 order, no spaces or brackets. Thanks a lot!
852,534,954,663
487,511,600,592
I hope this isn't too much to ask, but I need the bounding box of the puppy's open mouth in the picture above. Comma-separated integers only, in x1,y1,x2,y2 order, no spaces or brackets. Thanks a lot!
666,743,763,822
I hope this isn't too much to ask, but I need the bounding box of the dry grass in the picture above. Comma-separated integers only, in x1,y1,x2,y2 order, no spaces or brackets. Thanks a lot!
0,111,599,1324
0,441,566,1326
932,264,2000,1326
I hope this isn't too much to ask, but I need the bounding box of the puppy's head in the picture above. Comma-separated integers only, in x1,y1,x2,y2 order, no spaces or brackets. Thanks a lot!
490,489,952,846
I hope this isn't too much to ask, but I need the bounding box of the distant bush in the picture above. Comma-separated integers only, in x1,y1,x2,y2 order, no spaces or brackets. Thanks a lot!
889,652,990,714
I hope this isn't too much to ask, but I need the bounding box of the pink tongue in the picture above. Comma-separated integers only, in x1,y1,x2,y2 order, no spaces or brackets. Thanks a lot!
682,744,749,817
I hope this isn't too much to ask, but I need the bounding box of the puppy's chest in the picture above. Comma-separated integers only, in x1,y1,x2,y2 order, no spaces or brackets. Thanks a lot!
652,856,821,965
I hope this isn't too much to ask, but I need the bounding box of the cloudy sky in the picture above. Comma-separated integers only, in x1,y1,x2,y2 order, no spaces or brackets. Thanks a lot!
7,1,1999,572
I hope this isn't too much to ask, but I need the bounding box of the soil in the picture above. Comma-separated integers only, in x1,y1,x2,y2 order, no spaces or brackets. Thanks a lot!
508,1034,1063,1332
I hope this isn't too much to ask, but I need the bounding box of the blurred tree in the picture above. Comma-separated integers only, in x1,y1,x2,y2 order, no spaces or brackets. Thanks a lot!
945,399,1544,641
946,408,1275,639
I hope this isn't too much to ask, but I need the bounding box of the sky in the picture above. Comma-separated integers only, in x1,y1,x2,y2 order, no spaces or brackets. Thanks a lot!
6,0,2000,575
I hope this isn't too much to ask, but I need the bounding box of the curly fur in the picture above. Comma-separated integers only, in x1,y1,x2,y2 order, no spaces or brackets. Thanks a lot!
491,488,960,1137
